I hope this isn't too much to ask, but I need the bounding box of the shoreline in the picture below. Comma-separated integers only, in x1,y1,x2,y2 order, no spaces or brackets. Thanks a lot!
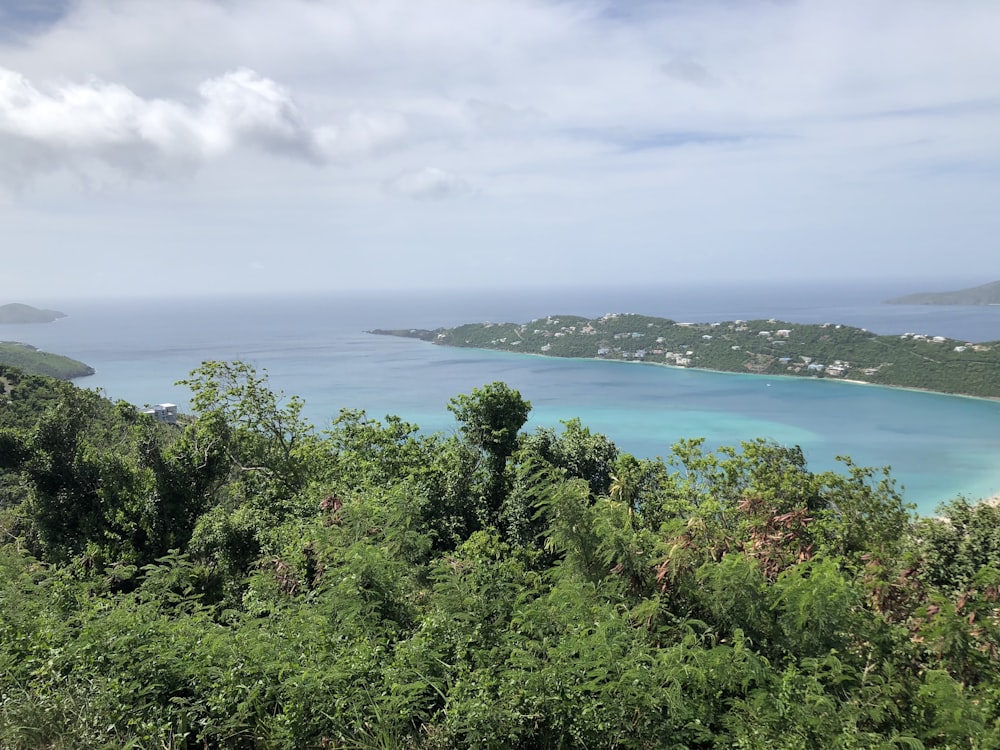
450,343,1000,404
430,343,1000,511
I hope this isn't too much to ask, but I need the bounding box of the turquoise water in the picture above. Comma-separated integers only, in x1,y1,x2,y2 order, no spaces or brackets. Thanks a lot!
5,284,1000,514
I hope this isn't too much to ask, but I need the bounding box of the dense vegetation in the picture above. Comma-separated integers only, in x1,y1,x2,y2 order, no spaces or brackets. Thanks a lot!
1,361,999,749
0,342,95,380
374,313,1000,397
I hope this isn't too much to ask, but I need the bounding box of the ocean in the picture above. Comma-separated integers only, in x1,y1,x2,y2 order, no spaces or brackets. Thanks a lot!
5,281,1000,515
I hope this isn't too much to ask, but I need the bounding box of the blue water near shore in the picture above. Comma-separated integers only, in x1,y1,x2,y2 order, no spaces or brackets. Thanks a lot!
6,281,1000,514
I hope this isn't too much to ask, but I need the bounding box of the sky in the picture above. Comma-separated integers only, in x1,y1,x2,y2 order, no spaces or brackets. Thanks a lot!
1,0,999,301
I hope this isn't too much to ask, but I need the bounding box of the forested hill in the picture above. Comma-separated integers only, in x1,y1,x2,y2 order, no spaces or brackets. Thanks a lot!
0,302,67,324
3,362,1000,748
0,341,94,379
372,314,1000,398
886,280,1000,305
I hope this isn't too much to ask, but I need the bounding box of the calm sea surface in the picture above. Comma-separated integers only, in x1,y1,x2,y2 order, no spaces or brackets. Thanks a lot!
6,282,1000,514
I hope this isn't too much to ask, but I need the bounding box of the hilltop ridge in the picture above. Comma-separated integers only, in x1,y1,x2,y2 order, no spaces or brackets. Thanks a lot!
0,302,67,324
886,280,1000,306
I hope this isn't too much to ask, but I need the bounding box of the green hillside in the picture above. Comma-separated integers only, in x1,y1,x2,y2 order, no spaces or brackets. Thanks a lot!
0,341,94,379
372,313,1000,398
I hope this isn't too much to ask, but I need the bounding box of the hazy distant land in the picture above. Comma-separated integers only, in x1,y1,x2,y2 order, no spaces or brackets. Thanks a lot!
373,314,1000,399
0,302,67,324
886,280,1000,306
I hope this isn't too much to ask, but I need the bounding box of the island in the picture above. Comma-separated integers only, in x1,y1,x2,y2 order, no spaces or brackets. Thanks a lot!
0,302,68,324
0,342,94,380
372,314,1000,398
886,280,1000,306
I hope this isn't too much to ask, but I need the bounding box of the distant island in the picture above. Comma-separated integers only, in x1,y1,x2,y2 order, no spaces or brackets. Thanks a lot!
372,314,1000,399
886,280,1000,306
0,302,68,324
0,342,94,380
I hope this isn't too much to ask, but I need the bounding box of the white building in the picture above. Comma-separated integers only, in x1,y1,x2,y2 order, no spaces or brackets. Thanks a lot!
144,403,178,424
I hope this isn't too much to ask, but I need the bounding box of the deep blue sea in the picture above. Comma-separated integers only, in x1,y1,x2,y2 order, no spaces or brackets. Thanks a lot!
6,281,1000,514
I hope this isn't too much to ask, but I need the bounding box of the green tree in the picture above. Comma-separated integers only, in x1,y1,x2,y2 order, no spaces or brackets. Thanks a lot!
177,360,321,502
19,389,169,566
504,420,617,547
447,382,531,523
915,497,1000,593
177,362,326,590
521,417,619,497
609,453,642,514
448,382,531,466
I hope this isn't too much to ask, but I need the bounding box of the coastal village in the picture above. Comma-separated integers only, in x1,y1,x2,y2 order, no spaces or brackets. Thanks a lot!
375,312,1000,399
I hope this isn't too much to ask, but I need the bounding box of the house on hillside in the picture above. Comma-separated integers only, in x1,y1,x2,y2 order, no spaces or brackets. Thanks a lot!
144,403,178,425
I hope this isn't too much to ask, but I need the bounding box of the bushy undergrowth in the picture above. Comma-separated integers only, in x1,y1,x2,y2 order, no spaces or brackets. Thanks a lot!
1,362,998,749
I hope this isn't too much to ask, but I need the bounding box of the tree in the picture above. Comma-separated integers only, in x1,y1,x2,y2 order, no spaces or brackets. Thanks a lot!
520,418,618,497
177,361,325,591
609,453,642,514
177,360,319,491
504,420,619,547
447,382,531,522
19,389,166,566
447,382,531,467
915,498,1000,593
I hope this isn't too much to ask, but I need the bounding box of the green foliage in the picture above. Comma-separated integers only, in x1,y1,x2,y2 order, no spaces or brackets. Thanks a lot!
695,553,773,647
813,457,913,561
16,387,179,565
771,557,862,658
448,381,531,464
521,417,619,497
0,366,82,430
324,408,437,491
178,360,321,501
1,368,998,748
448,381,531,524
0,343,93,380
0,427,28,470
915,498,1000,593
396,314,1000,398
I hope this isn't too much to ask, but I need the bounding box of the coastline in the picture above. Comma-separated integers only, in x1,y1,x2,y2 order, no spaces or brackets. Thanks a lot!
444,342,1000,404
427,343,1000,511
836,377,1000,404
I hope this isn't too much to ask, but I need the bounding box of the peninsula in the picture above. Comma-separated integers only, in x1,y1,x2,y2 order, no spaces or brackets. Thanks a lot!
886,280,1000,306
0,342,94,380
372,314,1000,399
0,302,68,324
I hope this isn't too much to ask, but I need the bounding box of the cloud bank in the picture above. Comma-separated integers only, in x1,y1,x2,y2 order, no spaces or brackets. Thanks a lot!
1,0,998,297
0,66,406,183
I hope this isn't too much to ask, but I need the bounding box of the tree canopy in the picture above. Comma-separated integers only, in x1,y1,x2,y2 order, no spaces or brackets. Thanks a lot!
0,361,998,749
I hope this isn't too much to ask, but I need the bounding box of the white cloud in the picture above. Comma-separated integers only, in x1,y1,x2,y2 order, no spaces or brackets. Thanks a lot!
1,0,999,296
0,66,408,184
195,69,315,159
383,167,476,201
313,112,408,163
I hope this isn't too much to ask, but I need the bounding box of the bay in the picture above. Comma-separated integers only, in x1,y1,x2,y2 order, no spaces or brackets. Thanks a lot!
6,281,1000,514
